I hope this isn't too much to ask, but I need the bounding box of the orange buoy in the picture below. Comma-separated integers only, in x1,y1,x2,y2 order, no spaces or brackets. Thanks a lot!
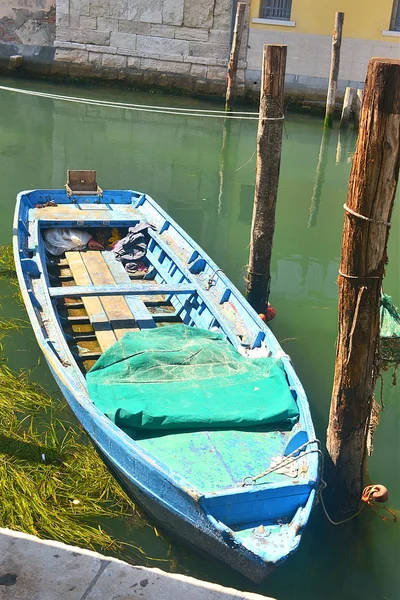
361,484,396,522
362,484,389,504
259,304,276,322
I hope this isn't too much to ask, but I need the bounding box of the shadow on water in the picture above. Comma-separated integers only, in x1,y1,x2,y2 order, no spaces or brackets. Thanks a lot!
0,77,399,599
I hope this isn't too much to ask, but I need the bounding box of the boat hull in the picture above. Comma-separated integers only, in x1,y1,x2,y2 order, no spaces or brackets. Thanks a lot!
48,361,274,583
13,185,320,583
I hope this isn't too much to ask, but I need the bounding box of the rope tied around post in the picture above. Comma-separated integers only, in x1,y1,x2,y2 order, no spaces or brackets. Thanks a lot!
261,115,285,121
343,203,392,228
338,270,381,280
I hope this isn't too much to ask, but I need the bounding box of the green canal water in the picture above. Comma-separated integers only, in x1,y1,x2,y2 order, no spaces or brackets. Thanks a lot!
0,78,398,600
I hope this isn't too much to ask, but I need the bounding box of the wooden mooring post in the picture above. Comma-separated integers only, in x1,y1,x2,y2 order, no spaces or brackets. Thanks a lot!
246,44,287,312
324,12,344,128
225,2,246,112
353,88,364,128
339,86,355,129
326,58,400,519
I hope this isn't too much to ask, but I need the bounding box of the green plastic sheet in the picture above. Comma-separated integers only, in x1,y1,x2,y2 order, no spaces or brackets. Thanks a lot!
87,325,299,431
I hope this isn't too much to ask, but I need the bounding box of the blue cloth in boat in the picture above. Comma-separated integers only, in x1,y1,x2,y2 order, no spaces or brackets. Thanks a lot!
87,325,299,431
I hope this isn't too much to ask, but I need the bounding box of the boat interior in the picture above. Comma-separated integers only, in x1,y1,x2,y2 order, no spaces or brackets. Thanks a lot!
16,173,318,544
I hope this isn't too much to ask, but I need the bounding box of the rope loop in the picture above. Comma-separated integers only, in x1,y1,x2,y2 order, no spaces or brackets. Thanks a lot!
338,269,381,280
241,438,321,486
343,203,391,228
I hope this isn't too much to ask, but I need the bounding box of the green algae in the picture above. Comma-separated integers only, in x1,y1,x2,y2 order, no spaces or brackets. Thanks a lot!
0,344,139,552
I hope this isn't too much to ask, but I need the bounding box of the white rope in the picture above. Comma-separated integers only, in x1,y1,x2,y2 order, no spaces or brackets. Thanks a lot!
343,203,391,228
0,84,264,120
242,438,322,486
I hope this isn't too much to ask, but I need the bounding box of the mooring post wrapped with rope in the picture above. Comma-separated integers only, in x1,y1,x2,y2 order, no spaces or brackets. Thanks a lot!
246,44,287,313
326,58,400,521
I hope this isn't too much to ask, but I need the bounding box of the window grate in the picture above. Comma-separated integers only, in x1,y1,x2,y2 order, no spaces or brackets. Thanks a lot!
394,2,400,30
260,0,293,21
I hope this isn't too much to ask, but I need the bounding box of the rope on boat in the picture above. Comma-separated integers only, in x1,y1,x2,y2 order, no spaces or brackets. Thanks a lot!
242,438,397,525
241,438,323,486
0,84,267,120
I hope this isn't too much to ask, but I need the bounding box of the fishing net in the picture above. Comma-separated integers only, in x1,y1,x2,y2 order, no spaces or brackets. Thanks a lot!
86,324,299,432
380,294,400,365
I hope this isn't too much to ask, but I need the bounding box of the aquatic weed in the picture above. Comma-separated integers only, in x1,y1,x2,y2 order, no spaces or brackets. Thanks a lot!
0,357,139,551
0,318,28,330
0,245,15,277
0,244,23,305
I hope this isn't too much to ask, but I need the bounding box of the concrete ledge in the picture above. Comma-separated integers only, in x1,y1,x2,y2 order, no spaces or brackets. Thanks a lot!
381,30,400,37
252,18,296,27
0,528,271,600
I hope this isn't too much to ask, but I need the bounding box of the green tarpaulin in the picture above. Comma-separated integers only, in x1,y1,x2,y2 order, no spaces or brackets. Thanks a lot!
87,325,299,431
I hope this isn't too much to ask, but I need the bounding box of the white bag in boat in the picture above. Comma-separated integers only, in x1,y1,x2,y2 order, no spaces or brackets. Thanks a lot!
43,228,92,256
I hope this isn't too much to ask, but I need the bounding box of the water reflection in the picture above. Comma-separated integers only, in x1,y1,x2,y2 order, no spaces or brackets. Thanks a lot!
272,256,339,301
308,128,331,227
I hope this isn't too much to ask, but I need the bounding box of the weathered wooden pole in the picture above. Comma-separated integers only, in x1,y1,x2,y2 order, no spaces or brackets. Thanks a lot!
326,58,400,519
353,88,364,128
324,12,345,128
246,44,287,312
339,86,355,129
225,2,246,112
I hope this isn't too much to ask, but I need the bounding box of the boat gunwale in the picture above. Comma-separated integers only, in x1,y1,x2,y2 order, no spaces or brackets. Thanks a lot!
13,188,319,504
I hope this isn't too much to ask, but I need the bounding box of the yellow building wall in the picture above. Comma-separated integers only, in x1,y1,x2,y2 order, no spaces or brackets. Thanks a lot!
250,0,397,41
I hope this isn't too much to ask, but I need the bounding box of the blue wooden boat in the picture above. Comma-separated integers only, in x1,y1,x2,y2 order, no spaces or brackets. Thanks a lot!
13,171,320,583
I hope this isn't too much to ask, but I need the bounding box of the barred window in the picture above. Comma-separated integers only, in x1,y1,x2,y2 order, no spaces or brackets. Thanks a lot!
391,1,400,30
260,0,293,21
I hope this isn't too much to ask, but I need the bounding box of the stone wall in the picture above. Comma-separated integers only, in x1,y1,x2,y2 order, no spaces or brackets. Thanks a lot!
0,1,55,45
53,0,248,95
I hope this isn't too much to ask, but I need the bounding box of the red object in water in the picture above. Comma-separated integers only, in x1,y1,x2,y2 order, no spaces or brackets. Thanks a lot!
258,313,266,322
265,305,276,321
371,485,389,503
362,484,389,503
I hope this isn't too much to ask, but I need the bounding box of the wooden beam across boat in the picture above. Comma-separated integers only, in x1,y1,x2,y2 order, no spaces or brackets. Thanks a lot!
49,283,196,298
80,251,137,339
102,251,156,330
64,251,117,352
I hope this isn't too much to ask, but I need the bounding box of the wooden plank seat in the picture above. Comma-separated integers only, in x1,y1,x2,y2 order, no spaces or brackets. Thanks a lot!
102,252,156,330
64,252,117,353
64,250,160,351
80,251,138,340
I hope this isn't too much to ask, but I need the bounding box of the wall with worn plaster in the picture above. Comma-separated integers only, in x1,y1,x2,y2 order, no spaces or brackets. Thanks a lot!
0,0,55,45
246,0,400,99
